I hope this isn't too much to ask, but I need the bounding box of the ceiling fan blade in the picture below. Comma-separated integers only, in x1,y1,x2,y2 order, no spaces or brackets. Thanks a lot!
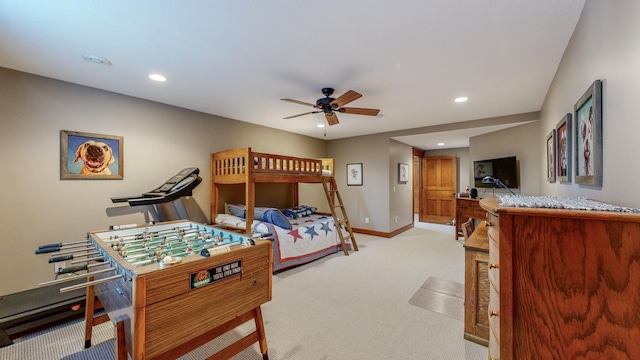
281,98,317,108
283,111,320,119
339,107,380,116
330,90,362,108
325,112,339,126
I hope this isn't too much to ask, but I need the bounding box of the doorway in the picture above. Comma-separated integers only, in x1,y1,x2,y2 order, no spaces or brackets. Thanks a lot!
419,155,457,224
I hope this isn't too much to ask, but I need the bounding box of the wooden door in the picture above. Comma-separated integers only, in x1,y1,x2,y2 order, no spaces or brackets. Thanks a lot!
420,155,456,224
413,155,420,214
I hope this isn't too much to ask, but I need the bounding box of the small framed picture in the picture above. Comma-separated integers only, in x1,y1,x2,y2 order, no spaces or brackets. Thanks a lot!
61,130,124,180
546,129,556,182
398,163,409,183
346,163,363,186
574,80,602,186
555,113,572,183
474,161,493,179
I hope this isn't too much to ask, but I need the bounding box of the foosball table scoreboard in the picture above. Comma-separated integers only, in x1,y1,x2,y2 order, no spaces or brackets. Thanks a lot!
39,220,273,360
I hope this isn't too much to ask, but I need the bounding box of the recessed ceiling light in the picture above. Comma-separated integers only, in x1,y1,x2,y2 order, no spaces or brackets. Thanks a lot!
437,142,445,146
317,124,325,128
81,54,112,66
454,97,468,103
149,74,167,82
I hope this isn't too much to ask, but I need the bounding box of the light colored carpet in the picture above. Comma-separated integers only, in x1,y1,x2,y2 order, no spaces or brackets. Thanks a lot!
0,222,488,360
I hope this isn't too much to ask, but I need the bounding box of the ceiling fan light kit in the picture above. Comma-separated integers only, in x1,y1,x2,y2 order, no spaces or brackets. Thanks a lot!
282,88,380,126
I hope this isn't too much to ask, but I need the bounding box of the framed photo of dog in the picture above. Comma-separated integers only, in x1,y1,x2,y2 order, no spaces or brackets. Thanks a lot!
60,130,123,180
555,113,572,183
574,80,602,186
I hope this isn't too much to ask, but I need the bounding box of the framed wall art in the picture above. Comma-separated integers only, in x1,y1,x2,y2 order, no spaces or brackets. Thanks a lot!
398,163,409,183
346,163,363,186
61,130,124,180
546,129,556,182
555,113,572,183
574,80,602,186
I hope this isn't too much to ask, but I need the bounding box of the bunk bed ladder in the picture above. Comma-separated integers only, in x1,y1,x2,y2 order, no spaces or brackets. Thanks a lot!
322,177,358,255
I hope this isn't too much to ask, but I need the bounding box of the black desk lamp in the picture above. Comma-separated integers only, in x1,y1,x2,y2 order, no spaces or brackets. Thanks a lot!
482,176,516,196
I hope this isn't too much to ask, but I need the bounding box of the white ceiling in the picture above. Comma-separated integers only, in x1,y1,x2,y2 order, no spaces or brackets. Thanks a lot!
0,1,585,150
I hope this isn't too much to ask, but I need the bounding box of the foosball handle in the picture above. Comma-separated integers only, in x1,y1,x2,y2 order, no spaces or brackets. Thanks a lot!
56,264,89,275
49,255,73,263
38,243,63,250
36,246,62,254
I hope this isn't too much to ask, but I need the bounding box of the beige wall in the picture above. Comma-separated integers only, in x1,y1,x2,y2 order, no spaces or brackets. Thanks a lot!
470,121,543,197
0,68,326,294
388,139,413,231
538,0,640,207
328,134,389,232
327,134,413,233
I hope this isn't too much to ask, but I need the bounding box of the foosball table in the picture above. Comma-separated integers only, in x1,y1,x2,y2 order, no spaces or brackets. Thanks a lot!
37,220,273,360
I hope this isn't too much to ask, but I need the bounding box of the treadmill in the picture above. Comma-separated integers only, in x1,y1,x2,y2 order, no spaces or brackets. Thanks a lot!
111,167,202,206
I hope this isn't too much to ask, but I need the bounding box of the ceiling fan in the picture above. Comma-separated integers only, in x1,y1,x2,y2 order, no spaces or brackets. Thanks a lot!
281,88,380,126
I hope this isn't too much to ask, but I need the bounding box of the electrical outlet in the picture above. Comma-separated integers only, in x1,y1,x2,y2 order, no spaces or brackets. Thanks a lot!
365,217,369,224
394,216,398,224
55,261,65,273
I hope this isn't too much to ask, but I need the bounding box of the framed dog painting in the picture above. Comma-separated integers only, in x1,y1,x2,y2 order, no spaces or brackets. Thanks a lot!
555,113,572,183
573,80,602,186
60,130,124,180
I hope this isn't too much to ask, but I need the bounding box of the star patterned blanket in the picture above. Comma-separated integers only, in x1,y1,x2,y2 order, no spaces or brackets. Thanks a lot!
215,213,350,272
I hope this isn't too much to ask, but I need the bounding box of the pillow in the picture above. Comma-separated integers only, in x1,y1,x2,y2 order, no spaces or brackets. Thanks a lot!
226,204,291,229
283,205,317,219
215,214,272,234
227,203,246,218
260,208,292,230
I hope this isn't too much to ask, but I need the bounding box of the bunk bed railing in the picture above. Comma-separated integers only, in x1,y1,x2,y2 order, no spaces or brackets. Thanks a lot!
211,147,327,180
251,151,323,175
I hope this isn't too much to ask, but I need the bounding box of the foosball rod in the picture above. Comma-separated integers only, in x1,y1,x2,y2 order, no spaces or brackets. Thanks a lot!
132,238,245,261
102,231,204,248
70,256,104,265
38,267,116,287
101,231,203,249
129,240,248,266
35,242,92,254
119,237,224,257
37,240,89,249
106,225,197,240
43,246,95,256
55,262,106,275
48,251,101,263
60,274,123,293
126,244,208,265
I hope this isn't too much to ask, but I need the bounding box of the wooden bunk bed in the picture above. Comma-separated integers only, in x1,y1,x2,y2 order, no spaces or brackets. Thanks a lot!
210,147,357,271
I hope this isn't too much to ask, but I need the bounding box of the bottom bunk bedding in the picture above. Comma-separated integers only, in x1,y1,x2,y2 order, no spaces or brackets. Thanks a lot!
215,213,351,272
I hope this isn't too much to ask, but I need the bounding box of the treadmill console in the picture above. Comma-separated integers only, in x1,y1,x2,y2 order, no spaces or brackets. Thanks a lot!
111,167,202,206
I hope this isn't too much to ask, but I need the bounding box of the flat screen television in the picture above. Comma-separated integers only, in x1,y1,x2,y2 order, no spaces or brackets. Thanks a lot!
473,156,519,189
